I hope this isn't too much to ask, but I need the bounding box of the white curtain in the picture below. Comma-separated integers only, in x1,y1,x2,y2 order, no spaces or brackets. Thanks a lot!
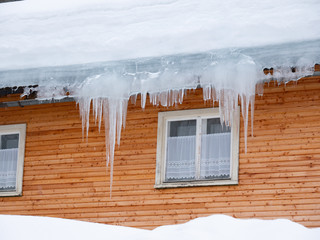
0,148,18,191
166,135,196,181
200,132,231,179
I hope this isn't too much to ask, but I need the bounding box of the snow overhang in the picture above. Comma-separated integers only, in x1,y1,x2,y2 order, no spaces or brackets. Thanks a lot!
0,0,319,97
0,40,319,95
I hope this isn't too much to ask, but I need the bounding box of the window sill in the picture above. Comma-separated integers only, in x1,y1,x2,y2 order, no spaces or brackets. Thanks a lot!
154,179,238,189
0,190,22,197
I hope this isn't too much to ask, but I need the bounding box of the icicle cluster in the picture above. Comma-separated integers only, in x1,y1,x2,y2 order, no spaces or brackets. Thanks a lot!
74,73,130,194
70,51,315,192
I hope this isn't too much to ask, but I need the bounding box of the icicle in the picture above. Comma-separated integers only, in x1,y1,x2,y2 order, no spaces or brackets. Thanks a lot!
77,97,91,139
92,97,103,131
130,94,137,105
240,94,250,152
141,92,147,109
122,100,128,130
250,95,255,138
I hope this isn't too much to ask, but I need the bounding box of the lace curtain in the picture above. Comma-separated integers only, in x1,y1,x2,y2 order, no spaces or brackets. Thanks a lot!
166,135,196,181
165,133,231,181
200,132,231,179
0,148,18,191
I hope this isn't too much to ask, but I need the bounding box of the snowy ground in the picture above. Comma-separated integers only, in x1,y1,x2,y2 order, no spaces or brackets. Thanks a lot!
1,214,320,240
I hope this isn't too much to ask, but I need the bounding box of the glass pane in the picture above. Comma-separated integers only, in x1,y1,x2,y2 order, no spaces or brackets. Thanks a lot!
200,118,231,180
165,120,196,181
169,120,196,137
0,134,19,192
1,134,19,149
205,118,231,134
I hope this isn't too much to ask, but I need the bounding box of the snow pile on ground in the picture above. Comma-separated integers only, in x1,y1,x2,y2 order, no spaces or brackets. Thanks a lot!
1,214,319,240
0,214,147,240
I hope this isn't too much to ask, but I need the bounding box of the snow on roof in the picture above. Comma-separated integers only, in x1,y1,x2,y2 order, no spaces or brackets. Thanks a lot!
0,0,320,70
1,214,320,240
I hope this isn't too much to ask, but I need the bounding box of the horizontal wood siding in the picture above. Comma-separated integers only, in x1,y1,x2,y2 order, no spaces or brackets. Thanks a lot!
0,77,319,229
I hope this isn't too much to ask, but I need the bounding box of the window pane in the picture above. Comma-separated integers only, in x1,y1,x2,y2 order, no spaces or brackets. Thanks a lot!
165,120,196,181
0,134,19,192
200,118,231,180
169,120,196,137
1,134,19,149
205,118,231,134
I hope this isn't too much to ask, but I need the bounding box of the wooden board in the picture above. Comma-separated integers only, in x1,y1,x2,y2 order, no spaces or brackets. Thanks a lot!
0,77,320,229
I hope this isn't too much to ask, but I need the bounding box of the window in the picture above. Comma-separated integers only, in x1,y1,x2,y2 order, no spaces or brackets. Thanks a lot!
0,124,26,196
155,108,239,188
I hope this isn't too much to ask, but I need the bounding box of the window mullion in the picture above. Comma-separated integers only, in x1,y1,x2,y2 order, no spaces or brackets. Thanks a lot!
195,117,201,180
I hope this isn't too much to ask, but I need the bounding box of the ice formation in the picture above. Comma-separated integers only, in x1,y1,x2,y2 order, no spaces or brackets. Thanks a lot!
1,41,320,190
0,0,320,189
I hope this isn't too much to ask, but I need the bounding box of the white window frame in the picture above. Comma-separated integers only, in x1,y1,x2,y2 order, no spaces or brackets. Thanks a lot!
0,124,26,197
155,108,239,188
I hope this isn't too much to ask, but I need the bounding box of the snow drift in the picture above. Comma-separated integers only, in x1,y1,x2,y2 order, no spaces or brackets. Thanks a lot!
1,214,319,240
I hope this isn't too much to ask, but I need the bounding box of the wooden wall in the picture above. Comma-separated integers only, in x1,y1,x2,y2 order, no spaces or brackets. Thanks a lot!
0,76,319,229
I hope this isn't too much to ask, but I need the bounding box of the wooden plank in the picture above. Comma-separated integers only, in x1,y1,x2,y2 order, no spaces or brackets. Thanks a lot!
0,77,320,229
